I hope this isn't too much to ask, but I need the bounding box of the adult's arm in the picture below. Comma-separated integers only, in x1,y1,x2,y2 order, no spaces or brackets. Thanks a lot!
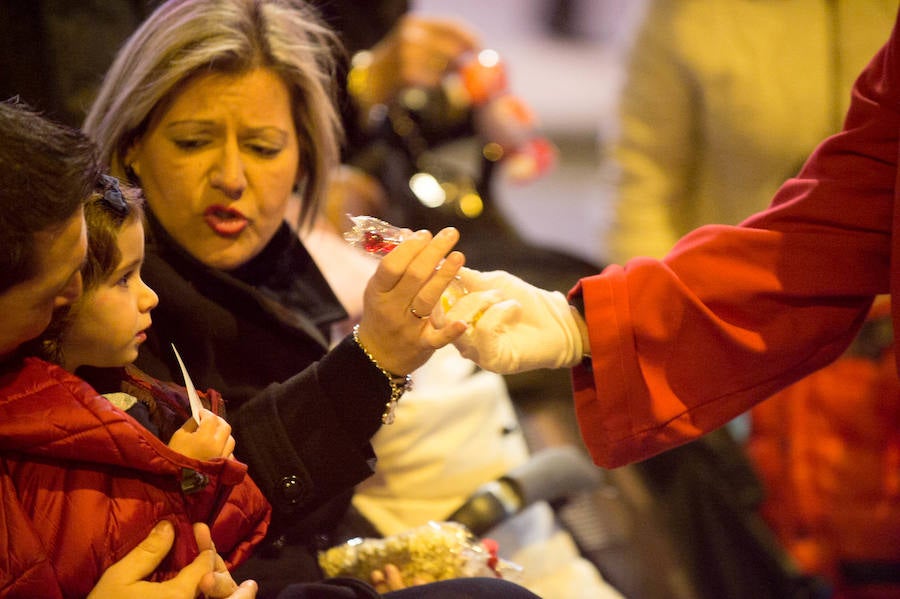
140,226,466,520
227,338,391,517
229,228,468,518
575,15,900,467
137,253,391,520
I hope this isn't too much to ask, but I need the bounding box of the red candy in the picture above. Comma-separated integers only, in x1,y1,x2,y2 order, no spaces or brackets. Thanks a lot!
345,214,469,312
362,231,399,256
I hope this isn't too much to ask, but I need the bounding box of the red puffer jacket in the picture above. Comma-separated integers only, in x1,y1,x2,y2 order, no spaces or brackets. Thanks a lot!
0,358,271,599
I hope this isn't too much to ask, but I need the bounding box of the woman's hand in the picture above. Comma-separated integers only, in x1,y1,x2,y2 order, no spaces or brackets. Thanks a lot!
356,227,467,375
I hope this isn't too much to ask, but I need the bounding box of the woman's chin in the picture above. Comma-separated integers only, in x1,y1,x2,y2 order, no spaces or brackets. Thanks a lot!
187,241,258,271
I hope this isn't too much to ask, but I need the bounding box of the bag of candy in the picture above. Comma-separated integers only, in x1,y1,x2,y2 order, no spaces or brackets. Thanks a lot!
318,521,522,585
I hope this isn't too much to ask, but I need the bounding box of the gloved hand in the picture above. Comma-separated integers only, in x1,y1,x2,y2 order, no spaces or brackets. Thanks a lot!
447,268,585,374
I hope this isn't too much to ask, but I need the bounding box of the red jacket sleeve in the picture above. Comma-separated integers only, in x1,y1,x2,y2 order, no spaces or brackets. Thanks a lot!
572,7,900,468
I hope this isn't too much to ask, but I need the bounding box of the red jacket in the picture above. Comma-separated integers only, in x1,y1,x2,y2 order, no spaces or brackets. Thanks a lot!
0,358,271,598
572,7,900,468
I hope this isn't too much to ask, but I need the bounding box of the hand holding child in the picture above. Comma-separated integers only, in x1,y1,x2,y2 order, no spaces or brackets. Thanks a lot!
87,521,257,599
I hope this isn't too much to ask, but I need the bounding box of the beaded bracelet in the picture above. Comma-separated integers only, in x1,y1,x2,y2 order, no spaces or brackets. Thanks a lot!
352,324,413,425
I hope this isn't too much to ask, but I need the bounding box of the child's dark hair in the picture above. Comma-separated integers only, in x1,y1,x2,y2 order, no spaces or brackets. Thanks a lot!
25,175,145,364
80,175,145,292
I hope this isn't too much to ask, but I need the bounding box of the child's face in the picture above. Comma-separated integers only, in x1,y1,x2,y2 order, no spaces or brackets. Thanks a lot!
61,217,158,371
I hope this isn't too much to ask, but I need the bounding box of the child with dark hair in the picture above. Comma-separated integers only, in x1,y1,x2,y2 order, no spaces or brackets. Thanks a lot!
31,175,237,456
4,174,270,597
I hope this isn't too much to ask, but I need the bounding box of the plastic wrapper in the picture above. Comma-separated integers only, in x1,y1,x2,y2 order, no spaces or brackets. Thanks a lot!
318,521,522,584
344,215,467,312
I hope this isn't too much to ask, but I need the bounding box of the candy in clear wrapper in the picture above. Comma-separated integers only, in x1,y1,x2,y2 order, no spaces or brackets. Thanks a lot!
344,215,468,312
318,521,522,584
344,215,405,258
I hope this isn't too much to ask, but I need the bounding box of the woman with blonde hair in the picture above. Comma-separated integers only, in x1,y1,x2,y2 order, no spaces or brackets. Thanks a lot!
82,1,517,595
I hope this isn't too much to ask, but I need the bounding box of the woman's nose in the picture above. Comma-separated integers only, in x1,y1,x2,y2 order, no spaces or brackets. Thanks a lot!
209,141,247,199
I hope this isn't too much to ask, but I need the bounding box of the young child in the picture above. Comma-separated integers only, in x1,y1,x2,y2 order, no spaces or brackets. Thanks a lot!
35,174,236,459
5,175,270,597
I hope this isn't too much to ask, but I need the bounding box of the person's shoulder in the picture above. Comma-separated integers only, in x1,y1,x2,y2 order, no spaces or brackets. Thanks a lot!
11,357,110,406
2,356,72,388
0,358,107,426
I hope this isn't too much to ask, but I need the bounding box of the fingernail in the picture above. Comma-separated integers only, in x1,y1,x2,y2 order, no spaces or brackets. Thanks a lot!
153,520,172,534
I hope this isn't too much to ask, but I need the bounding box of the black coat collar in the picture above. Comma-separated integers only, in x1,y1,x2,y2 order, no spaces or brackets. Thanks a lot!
143,210,348,347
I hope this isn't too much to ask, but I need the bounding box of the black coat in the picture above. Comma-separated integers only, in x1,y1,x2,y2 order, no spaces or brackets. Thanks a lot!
136,211,390,591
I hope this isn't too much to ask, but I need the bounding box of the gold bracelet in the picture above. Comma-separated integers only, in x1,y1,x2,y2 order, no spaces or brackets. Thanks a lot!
352,324,412,425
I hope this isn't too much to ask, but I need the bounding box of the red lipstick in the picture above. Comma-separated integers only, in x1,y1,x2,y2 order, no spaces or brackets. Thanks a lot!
204,205,248,237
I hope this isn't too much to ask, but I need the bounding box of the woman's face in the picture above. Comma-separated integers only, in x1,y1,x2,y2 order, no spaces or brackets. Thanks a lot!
126,67,301,270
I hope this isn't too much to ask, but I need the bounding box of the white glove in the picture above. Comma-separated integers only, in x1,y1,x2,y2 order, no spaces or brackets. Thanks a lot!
447,268,584,374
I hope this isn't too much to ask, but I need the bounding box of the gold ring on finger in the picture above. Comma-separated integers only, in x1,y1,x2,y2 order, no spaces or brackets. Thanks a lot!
409,306,430,320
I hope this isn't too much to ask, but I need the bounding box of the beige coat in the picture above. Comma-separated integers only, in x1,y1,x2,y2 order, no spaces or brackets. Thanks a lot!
603,0,896,263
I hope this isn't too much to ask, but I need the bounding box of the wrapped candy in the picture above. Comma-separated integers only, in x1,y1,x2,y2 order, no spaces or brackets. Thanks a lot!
344,215,467,312
344,215,406,258
318,521,522,584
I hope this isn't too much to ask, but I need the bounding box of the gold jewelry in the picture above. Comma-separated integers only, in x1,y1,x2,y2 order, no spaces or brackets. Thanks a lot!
352,324,412,424
409,306,430,320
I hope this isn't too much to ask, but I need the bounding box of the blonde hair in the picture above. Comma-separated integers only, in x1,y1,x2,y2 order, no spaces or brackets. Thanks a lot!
83,0,344,229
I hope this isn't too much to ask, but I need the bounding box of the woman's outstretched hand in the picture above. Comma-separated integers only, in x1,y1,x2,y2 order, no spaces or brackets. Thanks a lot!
356,227,468,375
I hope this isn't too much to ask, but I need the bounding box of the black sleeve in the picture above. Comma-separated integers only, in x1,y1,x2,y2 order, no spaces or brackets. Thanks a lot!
228,336,390,517
138,247,394,521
